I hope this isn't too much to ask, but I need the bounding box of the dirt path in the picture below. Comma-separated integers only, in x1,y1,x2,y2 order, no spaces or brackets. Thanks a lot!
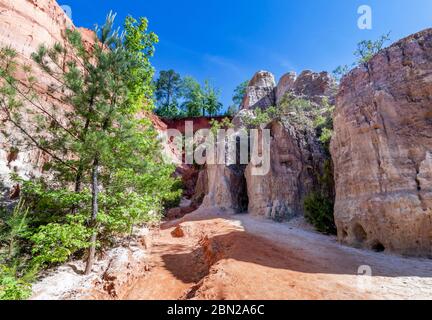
122,208,432,300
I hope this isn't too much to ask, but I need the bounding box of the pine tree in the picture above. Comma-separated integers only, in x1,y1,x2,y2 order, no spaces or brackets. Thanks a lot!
203,80,222,116
0,13,180,274
154,70,182,118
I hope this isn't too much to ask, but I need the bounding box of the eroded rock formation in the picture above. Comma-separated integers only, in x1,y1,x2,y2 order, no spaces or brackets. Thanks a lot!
276,70,336,105
201,70,333,219
0,0,93,188
242,71,276,110
331,28,432,256
245,120,324,219
201,162,248,213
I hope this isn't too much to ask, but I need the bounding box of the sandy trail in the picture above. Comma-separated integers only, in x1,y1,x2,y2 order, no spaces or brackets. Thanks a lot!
122,208,432,300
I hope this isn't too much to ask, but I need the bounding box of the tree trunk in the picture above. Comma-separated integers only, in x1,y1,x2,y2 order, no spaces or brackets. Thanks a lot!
8,239,15,259
85,157,99,275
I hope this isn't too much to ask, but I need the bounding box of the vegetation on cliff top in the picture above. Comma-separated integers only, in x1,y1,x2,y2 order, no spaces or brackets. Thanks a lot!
154,70,223,118
333,32,391,82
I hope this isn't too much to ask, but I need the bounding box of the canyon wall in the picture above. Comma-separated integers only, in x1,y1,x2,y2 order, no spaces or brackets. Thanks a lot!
0,0,93,188
331,28,432,256
244,71,333,219
201,70,334,219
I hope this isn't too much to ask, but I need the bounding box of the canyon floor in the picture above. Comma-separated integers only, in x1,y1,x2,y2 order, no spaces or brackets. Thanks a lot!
101,208,432,300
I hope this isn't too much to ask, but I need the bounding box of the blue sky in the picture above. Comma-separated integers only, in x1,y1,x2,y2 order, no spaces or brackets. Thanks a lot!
62,0,432,110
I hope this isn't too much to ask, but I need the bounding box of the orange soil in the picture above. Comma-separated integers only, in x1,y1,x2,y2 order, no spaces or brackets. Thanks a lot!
116,210,432,300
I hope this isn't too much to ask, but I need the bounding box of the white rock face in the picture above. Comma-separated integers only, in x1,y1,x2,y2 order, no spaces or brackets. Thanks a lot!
242,71,276,110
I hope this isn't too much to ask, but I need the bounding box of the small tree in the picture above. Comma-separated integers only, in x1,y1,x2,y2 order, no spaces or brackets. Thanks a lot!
304,192,336,235
332,32,391,81
354,32,391,64
232,80,248,108
181,76,204,117
203,80,222,116
180,77,223,117
0,13,180,275
225,80,249,117
154,69,182,118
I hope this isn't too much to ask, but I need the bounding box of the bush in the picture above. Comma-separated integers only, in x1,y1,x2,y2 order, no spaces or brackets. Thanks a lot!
29,215,91,266
209,117,234,136
319,128,333,152
0,266,32,300
241,106,279,128
304,192,336,235
0,200,30,260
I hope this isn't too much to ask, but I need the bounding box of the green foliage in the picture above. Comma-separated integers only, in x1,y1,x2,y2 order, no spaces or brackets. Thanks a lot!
30,215,91,265
0,200,30,260
240,106,279,129
180,77,223,117
209,117,234,136
319,159,335,196
355,32,391,64
161,179,183,211
16,177,91,225
153,71,224,118
280,94,314,113
304,192,336,235
232,80,249,108
313,97,334,154
277,93,316,128
0,200,38,300
203,80,223,116
123,15,159,113
319,128,333,148
0,12,181,285
181,76,205,117
332,65,350,82
223,80,250,117
0,266,32,300
332,32,391,82
154,70,183,118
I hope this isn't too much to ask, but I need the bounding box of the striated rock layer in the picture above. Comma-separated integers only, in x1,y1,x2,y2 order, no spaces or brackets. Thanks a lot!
331,28,432,256
0,0,93,188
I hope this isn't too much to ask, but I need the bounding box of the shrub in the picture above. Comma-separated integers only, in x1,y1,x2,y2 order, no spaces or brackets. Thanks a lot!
0,266,32,300
241,106,279,129
29,214,91,266
304,192,336,235
209,117,234,136
319,128,333,152
355,32,391,64
332,32,391,82
0,200,30,260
